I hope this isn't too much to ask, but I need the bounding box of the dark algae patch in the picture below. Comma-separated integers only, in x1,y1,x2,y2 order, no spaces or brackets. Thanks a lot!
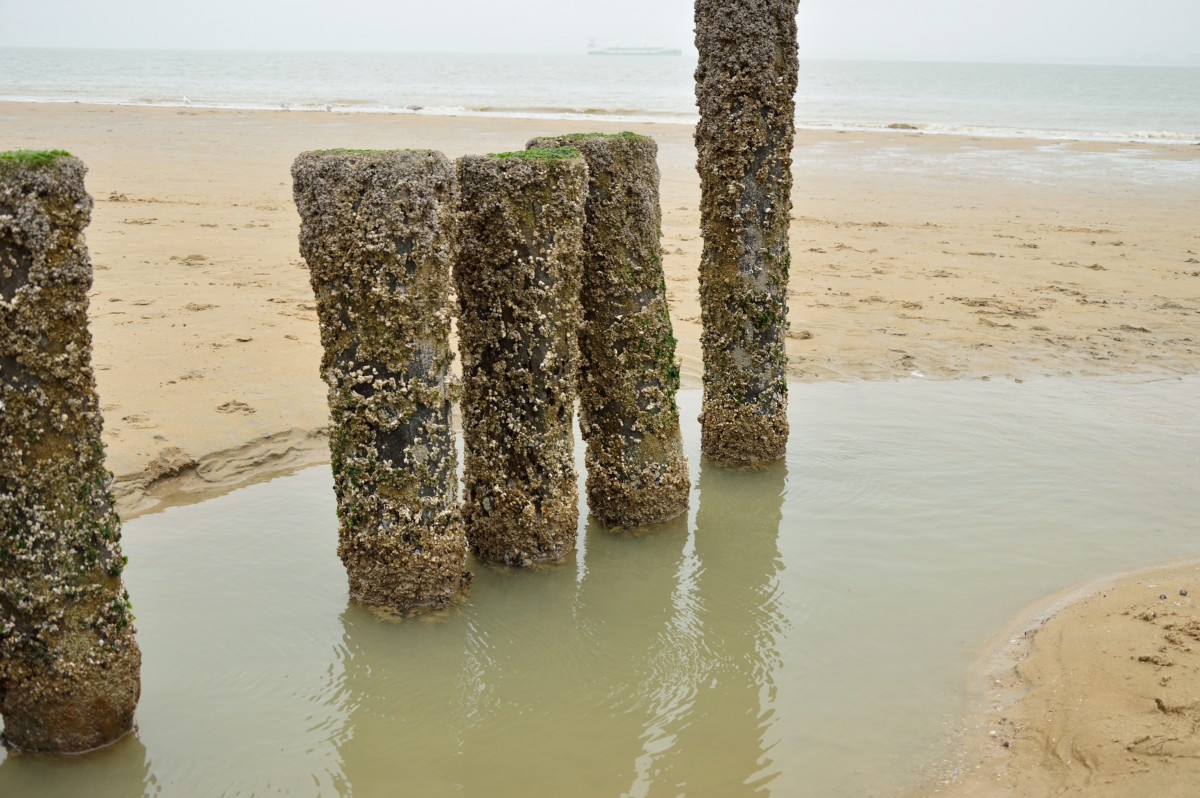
529,133,689,527
0,154,142,753
453,150,588,565
292,149,469,610
694,0,797,464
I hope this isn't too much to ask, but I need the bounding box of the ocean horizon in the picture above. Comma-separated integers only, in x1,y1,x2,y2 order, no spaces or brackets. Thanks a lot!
2,47,1198,144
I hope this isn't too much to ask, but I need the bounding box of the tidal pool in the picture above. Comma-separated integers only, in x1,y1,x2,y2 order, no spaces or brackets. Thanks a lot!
2,376,1198,797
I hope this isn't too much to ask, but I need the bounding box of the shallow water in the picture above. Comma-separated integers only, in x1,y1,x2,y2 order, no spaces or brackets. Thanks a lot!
835,140,1200,189
2,376,1198,797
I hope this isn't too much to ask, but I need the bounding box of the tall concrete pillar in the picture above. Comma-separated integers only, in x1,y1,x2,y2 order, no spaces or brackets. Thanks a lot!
0,151,141,752
695,0,799,464
527,133,689,527
454,149,587,565
292,149,468,610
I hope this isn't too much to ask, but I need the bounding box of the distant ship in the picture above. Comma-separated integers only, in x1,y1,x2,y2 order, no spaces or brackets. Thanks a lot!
587,40,682,56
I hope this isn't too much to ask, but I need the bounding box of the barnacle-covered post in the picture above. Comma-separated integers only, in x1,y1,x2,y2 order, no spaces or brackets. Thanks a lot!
292,149,469,609
454,149,587,565
0,151,141,752
695,0,798,463
527,133,689,527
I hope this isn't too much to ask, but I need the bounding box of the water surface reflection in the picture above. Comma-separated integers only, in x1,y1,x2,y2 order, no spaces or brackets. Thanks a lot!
333,510,711,795
331,459,787,797
1,377,1197,797
0,734,156,796
649,460,787,796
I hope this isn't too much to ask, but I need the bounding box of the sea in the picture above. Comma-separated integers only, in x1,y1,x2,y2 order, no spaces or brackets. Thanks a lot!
1,48,1198,144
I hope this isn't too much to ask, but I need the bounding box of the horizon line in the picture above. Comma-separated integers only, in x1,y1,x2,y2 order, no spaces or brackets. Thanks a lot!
1,45,1197,68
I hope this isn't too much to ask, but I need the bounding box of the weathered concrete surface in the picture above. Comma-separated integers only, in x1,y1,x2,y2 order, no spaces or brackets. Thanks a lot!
454,149,587,565
0,152,141,752
292,149,469,609
528,133,689,527
694,0,798,464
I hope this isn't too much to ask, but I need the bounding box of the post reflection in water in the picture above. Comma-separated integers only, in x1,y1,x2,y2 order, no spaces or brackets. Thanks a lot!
333,600,474,795
0,732,157,796
649,458,789,796
8,378,1199,797
331,509,696,796
329,456,787,797
568,513,692,794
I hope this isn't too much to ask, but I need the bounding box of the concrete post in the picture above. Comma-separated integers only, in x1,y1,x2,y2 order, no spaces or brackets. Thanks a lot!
454,149,587,565
292,149,468,610
694,0,799,463
527,133,689,526
0,151,141,752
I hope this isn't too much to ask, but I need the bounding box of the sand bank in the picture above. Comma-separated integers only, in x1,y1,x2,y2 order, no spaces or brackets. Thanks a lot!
924,560,1200,796
2,100,1198,792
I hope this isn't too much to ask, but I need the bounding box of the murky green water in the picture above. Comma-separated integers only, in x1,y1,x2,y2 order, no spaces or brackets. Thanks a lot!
3,376,1198,797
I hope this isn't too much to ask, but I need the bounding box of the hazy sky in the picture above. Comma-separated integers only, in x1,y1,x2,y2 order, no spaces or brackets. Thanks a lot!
1,0,1198,64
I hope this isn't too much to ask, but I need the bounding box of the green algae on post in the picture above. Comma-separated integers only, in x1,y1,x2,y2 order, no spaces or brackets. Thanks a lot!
291,149,469,610
528,132,689,527
487,147,580,161
694,0,798,464
0,154,142,753
454,150,588,565
0,149,72,167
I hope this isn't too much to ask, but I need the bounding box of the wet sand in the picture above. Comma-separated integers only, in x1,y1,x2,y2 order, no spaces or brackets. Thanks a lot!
927,560,1200,796
2,100,1199,793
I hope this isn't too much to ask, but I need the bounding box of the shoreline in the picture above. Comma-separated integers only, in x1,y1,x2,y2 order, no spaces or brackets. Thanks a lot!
110,427,328,520
919,556,1200,796
3,100,1198,792
5,96,1199,146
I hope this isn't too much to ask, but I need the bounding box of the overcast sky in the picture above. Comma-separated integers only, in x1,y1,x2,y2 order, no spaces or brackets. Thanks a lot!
1,0,1197,64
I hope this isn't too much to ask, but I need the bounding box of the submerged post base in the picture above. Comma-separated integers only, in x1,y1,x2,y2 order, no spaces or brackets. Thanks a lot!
344,553,472,610
462,491,580,567
587,462,691,528
1,647,141,754
700,401,789,465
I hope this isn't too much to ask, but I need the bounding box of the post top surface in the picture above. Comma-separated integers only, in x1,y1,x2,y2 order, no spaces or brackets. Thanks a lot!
0,149,74,169
487,146,581,162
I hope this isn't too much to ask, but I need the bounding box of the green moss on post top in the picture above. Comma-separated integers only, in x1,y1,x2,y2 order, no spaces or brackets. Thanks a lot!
554,131,647,143
1,153,142,753
694,0,798,464
0,149,72,168
291,148,469,611
487,147,580,161
310,148,384,156
528,132,690,527
454,151,588,565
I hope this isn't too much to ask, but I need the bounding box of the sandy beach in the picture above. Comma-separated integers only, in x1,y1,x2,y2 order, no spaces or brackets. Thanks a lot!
3,100,1199,792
